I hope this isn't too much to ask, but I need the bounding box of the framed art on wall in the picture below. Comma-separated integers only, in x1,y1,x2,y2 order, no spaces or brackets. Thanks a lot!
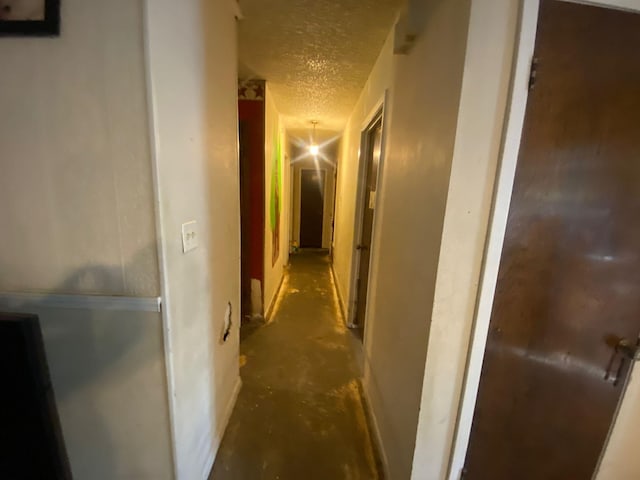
0,0,60,36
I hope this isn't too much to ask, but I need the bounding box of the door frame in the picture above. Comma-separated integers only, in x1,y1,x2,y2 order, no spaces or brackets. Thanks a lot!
296,167,329,249
346,91,389,332
448,1,640,479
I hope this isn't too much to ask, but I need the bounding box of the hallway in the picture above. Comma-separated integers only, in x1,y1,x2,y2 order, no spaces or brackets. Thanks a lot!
210,252,380,479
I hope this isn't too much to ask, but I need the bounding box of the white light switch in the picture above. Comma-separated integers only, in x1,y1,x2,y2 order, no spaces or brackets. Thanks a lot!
181,221,198,253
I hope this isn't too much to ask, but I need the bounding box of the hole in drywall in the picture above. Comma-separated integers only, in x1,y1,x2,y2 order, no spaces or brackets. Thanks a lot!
221,302,233,343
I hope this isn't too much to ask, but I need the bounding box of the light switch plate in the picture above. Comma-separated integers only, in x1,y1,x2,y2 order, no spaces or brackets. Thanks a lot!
181,221,198,253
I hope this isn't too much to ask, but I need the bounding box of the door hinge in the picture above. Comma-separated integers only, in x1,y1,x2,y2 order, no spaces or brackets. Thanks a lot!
528,57,539,91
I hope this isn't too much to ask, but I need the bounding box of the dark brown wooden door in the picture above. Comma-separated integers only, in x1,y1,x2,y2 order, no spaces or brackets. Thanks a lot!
464,2,640,479
354,118,382,336
300,169,325,248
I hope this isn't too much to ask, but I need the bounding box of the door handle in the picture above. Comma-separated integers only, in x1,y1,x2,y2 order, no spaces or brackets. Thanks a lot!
617,338,640,361
604,337,640,386
356,244,369,251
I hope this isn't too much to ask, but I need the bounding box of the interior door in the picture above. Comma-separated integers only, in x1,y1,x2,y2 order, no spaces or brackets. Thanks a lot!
463,2,640,479
300,169,325,248
354,118,382,337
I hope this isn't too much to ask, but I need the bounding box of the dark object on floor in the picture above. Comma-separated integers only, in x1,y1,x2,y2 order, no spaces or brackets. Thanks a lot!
0,312,71,479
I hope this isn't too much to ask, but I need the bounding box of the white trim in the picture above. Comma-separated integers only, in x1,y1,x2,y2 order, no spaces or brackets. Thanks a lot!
203,376,242,480
448,0,640,477
346,91,389,331
361,380,390,479
142,1,179,478
330,263,347,322
446,1,539,478
0,292,162,312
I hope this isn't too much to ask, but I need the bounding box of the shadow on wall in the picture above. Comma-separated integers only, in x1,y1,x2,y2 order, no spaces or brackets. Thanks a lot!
0,246,171,480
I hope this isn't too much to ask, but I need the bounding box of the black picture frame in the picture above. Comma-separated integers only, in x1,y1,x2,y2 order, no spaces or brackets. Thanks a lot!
0,0,60,37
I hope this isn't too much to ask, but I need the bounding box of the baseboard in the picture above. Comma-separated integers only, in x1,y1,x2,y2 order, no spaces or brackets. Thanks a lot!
264,270,286,322
203,376,242,479
330,264,348,324
361,377,391,479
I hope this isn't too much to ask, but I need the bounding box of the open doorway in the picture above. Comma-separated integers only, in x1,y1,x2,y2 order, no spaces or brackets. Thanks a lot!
349,109,384,340
290,142,338,253
299,169,326,248
238,84,266,321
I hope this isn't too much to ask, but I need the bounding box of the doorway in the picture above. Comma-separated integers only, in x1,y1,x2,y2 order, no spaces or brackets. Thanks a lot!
299,169,326,248
238,96,266,320
462,2,640,479
352,113,383,339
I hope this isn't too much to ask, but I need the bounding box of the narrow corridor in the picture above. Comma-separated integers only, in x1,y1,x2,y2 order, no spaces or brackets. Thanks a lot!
210,252,380,479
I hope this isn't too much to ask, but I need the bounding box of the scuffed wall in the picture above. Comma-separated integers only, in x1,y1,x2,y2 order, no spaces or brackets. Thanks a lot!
144,0,241,478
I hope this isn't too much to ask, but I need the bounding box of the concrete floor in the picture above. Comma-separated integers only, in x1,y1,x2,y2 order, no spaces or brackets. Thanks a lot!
210,251,381,480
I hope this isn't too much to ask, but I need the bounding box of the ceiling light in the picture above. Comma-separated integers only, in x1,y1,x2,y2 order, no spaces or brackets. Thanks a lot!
309,120,320,157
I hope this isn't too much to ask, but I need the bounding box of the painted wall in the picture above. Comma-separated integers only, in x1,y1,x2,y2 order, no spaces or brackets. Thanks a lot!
144,0,241,479
263,85,289,314
0,1,172,478
290,144,338,251
332,32,394,314
410,1,519,478
360,2,471,478
0,0,159,296
598,365,640,479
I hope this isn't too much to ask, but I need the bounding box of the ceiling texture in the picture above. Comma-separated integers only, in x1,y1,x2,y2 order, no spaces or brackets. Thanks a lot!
238,0,402,135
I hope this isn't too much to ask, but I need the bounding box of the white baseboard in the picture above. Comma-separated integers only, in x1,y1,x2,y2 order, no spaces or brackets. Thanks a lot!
264,271,286,322
330,264,348,324
202,376,242,480
362,377,391,479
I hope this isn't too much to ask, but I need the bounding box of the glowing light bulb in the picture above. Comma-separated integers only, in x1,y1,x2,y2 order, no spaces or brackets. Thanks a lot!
309,144,320,156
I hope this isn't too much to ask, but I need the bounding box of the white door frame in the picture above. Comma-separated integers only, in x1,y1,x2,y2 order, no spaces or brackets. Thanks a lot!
297,167,329,248
346,91,390,332
447,1,640,478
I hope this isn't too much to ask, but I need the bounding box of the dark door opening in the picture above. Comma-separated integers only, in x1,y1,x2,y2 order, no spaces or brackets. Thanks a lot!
463,2,640,479
239,96,266,321
353,115,382,339
300,169,326,248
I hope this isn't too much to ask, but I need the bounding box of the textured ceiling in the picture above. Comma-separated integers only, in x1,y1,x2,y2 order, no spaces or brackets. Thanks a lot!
238,0,401,133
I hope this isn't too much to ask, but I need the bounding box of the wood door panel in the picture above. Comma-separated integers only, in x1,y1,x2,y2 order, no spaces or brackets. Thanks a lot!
300,169,325,248
464,2,640,479
355,121,382,330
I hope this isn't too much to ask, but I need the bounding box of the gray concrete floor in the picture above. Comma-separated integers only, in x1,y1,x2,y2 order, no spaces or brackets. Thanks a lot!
210,251,381,480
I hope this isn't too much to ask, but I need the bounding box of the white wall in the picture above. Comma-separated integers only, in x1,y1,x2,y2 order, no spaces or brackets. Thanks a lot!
144,0,241,478
361,2,472,478
263,86,289,313
0,1,172,478
598,365,640,479
411,1,519,478
0,0,159,296
332,31,394,315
